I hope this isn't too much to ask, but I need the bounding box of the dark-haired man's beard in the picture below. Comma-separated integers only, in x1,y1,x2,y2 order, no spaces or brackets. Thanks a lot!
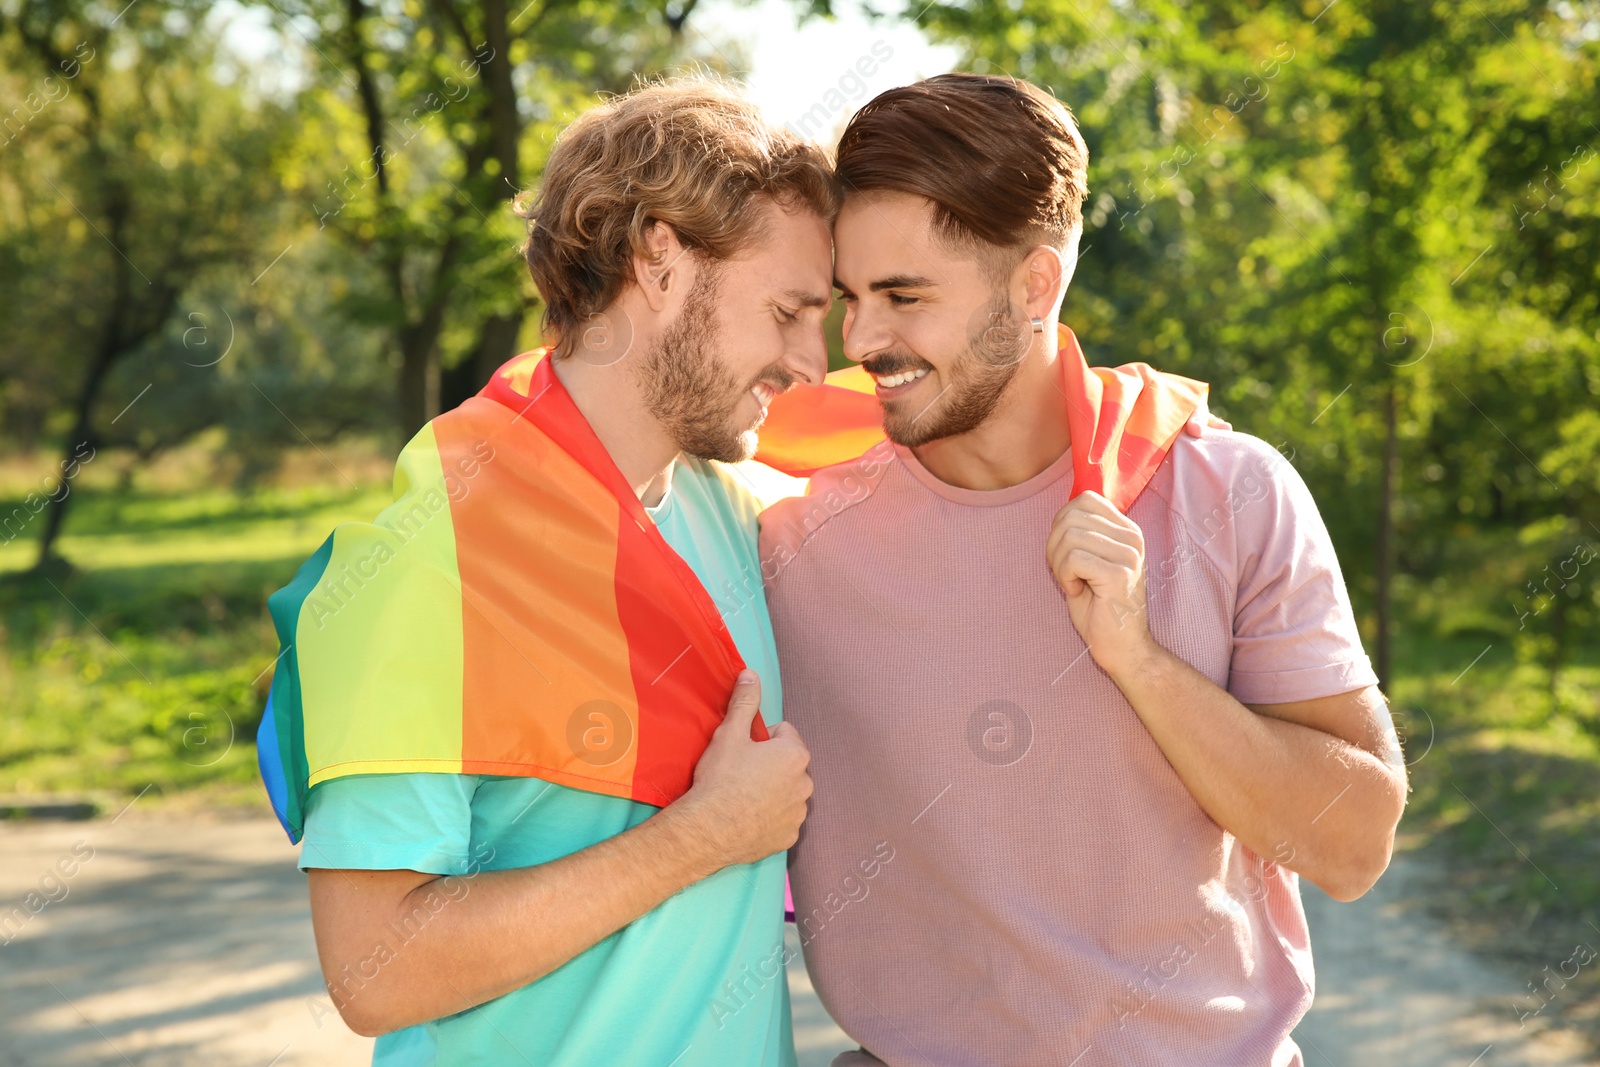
638,271,792,463
878,294,1029,448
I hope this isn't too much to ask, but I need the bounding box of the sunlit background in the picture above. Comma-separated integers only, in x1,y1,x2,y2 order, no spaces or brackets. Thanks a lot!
2,1,1598,1065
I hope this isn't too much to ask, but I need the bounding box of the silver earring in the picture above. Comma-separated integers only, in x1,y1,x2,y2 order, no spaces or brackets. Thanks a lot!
1031,317,1045,334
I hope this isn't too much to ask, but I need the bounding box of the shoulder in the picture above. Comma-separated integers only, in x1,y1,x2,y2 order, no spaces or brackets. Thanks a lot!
365,416,475,561
689,457,810,530
663,458,807,556
1139,426,1331,586
1166,424,1300,487
1144,426,1310,526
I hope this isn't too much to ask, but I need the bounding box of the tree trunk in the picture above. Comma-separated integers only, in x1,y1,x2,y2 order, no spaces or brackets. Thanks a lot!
474,310,524,381
482,0,520,189
32,353,112,571
1375,380,1397,692
351,0,529,439
395,225,469,437
440,308,528,411
398,329,441,442
33,186,141,570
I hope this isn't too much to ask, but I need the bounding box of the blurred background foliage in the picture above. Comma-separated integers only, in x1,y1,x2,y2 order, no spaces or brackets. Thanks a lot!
1,0,1599,1034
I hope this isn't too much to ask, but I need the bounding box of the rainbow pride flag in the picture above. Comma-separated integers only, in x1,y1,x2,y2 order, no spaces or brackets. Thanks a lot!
259,352,764,842
259,325,1207,842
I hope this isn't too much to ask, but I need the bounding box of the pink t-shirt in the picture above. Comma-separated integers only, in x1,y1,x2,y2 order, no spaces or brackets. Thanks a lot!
760,425,1378,1067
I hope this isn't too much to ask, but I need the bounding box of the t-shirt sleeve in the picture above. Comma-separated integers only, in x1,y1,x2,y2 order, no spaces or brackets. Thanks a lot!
297,772,481,874
1223,439,1380,705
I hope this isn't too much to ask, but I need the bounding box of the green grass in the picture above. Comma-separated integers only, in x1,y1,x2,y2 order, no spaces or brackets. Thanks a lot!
1384,534,1600,937
0,468,391,806
1390,628,1600,928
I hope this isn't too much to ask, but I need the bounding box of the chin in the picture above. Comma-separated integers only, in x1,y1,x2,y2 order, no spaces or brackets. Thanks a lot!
882,410,938,449
723,412,763,462
682,427,758,465
728,429,759,463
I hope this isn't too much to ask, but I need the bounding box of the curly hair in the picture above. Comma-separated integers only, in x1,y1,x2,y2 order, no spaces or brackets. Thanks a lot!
520,74,840,341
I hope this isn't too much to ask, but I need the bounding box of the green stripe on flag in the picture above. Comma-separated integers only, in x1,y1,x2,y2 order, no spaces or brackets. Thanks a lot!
297,423,467,785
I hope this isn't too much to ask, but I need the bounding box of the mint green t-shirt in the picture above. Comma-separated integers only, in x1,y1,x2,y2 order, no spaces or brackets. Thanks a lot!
299,457,796,1067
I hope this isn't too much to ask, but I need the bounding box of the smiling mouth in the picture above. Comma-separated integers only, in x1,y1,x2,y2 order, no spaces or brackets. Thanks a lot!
868,366,931,394
749,381,779,409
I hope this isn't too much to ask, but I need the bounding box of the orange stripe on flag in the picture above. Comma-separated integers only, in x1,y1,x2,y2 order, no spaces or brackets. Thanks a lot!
440,396,643,798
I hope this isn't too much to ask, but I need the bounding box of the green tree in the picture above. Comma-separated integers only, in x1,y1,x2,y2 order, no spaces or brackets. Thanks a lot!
271,0,746,439
0,0,299,569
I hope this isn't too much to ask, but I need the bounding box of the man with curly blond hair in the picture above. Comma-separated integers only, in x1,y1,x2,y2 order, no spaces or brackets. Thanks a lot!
278,76,837,1066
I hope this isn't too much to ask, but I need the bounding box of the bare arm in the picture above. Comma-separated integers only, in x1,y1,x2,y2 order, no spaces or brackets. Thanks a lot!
1048,491,1407,902
1102,656,1404,900
306,671,811,1037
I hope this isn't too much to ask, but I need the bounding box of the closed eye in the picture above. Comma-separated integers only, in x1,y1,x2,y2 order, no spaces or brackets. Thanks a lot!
888,293,919,307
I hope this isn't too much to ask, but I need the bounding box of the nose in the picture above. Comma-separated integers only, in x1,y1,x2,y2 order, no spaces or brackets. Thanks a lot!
783,316,829,387
840,302,885,366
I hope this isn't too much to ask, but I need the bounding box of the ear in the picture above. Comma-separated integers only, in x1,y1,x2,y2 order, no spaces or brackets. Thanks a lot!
631,220,686,313
1019,240,1068,323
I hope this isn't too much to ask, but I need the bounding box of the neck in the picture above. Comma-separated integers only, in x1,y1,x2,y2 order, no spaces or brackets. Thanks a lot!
910,338,1072,491
550,345,680,507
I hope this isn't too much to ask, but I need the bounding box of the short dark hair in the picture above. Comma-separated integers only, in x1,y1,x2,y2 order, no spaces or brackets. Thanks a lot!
835,73,1088,261
520,74,840,340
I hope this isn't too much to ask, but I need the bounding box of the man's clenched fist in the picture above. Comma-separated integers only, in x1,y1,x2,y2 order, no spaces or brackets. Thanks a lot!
676,670,812,869
1046,490,1161,681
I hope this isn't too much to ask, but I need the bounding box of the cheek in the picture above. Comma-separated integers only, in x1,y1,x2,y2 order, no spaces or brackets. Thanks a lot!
717,318,784,380
905,309,971,373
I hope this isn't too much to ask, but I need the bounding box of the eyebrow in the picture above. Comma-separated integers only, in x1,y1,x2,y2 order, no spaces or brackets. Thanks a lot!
872,274,937,291
782,288,833,310
832,274,939,296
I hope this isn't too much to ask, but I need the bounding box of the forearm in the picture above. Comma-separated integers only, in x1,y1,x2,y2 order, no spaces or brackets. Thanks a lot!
311,800,726,1036
1109,645,1404,900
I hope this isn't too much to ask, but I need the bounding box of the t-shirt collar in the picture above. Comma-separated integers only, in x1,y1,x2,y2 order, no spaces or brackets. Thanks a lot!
892,441,1074,508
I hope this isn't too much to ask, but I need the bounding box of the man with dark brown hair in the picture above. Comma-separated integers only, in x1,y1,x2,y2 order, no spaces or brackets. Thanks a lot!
762,74,1408,1066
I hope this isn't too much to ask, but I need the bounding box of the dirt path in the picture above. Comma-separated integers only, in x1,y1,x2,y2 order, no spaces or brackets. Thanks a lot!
0,809,1589,1066
1292,855,1592,1067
